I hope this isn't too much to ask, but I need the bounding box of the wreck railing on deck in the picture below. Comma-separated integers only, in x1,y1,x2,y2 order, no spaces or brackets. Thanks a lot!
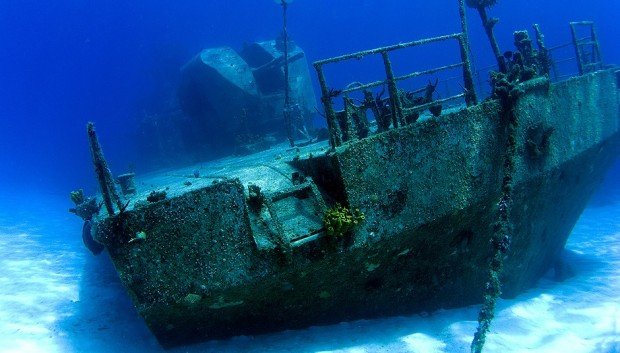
569,21,604,76
471,21,604,95
313,31,477,149
544,22,604,82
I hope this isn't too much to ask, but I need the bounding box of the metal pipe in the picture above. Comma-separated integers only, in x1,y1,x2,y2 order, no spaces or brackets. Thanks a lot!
458,0,477,106
570,21,594,26
382,51,403,128
87,122,121,216
553,57,577,64
313,33,462,66
340,62,465,95
402,93,465,115
475,5,506,73
569,23,584,75
547,42,574,51
280,0,295,147
314,63,341,148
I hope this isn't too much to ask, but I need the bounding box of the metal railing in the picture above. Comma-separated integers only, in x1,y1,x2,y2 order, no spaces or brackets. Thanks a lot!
313,32,477,149
471,21,605,95
569,21,604,75
538,21,604,82
312,8,605,150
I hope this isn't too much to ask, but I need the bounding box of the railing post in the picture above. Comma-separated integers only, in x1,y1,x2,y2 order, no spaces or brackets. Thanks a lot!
457,36,477,105
569,23,584,75
458,0,477,106
87,122,122,216
343,97,359,142
474,4,506,73
381,51,404,128
532,24,551,77
314,63,342,148
280,0,294,147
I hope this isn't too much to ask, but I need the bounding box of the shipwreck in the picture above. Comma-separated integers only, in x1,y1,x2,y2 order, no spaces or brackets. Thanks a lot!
70,1,619,351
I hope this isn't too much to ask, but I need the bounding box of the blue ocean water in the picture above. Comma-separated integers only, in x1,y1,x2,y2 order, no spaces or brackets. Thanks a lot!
1,1,619,352
1,0,618,194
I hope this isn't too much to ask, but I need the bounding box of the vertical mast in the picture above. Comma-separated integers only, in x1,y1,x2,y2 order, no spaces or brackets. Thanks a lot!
281,0,294,146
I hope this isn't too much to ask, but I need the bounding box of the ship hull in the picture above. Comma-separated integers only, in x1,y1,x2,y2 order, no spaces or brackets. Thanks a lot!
95,69,620,347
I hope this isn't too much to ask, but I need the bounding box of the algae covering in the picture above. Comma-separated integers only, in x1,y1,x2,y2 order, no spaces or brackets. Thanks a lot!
89,69,620,347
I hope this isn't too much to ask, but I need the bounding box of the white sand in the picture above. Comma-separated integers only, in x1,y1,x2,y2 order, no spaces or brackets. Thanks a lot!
0,186,618,353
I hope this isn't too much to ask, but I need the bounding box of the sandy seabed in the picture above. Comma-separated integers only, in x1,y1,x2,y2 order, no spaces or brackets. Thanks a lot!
0,186,618,353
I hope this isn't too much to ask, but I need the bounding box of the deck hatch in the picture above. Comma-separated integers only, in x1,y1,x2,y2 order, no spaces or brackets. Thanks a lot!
247,179,327,253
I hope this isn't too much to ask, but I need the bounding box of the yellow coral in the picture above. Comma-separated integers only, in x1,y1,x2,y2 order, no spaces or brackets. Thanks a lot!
323,204,365,238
